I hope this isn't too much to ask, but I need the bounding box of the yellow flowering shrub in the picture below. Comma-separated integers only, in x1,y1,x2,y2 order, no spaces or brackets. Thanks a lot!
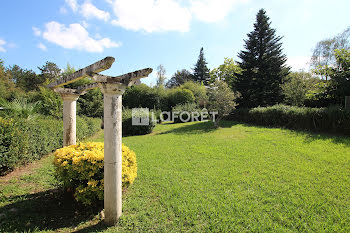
54,142,137,205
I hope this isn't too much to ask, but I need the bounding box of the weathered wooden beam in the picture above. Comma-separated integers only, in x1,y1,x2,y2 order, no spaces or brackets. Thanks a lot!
54,83,99,96
53,87,80,95
76,83,99,93
48,57,115,88
93,74,120,83
122,68,152,86
93,68,153,86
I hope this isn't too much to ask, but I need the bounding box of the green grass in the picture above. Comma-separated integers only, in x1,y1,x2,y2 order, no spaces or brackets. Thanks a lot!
1,122,350,232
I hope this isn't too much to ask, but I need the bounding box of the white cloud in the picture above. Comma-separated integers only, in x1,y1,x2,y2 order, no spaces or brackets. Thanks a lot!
63,0,111,22
190,0,247,23
37,42,47,51
0,39,6,52
66,0,78,12
107,0,250,32
109,0,191,33
41,21,121,52
287,56,311,71
81,1,110,21
32,27,41,36
81,20,89,28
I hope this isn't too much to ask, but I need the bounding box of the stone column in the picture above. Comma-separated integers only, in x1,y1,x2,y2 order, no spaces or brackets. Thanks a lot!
61,93,79,147
98,83,126,225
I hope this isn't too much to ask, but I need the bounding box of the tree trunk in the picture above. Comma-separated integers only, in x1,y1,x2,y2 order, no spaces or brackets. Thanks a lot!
213,116,222,128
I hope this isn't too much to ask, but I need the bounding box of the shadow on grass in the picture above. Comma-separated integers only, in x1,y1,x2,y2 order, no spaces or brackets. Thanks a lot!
159,120,350,147
158,120,239,135
229,120,350,147
0,188,108,232
296,131,350,147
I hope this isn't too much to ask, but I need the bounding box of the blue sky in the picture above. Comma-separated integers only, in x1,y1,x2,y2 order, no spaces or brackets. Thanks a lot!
0,0,349,86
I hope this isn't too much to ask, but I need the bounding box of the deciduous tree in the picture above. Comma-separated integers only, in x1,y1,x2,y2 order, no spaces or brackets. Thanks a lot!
314,49,350,105
281,72,320,106
8,65,41,91
0,59,18,100
311,27,349,80
210,57,242,90
38,61,61,84
208,80,237,128
166,69,193,88
156,64,166,88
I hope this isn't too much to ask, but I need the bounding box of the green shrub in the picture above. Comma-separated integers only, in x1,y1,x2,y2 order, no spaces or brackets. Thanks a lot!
150,109,163,123
123,84,160,109
227,104,350,134
54,142,137,205
76,116,100,141
0,97,40,119
25,117,63,161
78,88,104,118
167,88,195,109
181,81,208,107
122,109,155,136
123,84,201,112
0,118,26,174
0,116,101,175
32,87,62,118
172,103,203,123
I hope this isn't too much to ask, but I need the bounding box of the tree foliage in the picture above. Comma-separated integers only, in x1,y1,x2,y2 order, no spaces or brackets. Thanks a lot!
156,64,166,88
311,27,349,80
32,87,62,118
123,82,206,111
208,80,237,127
281,72,320,106
123,84,160,109
78,88,104,118
235,9,289,108
8,65,43,92
210,57,242,90
314,49,350,105
166,69,193,88
167,88,195,108
38,61,61,84
181,81,208,107
193,47,210,86
0,60,19,101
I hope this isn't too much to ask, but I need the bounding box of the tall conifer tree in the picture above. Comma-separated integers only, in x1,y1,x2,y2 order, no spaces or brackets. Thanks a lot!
193,47,210,85
235,9,289,107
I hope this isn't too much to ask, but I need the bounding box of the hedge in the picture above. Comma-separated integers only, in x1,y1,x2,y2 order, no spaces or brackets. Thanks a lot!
226,104,350,134
122,109,156,136
0,116,101,175
123,84,197,112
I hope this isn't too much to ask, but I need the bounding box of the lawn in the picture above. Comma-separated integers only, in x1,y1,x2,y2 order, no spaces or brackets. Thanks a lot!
1,121,350,232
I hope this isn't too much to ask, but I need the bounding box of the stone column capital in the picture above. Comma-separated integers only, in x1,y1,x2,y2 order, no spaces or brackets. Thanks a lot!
60,93,80,101
98,82,127,95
